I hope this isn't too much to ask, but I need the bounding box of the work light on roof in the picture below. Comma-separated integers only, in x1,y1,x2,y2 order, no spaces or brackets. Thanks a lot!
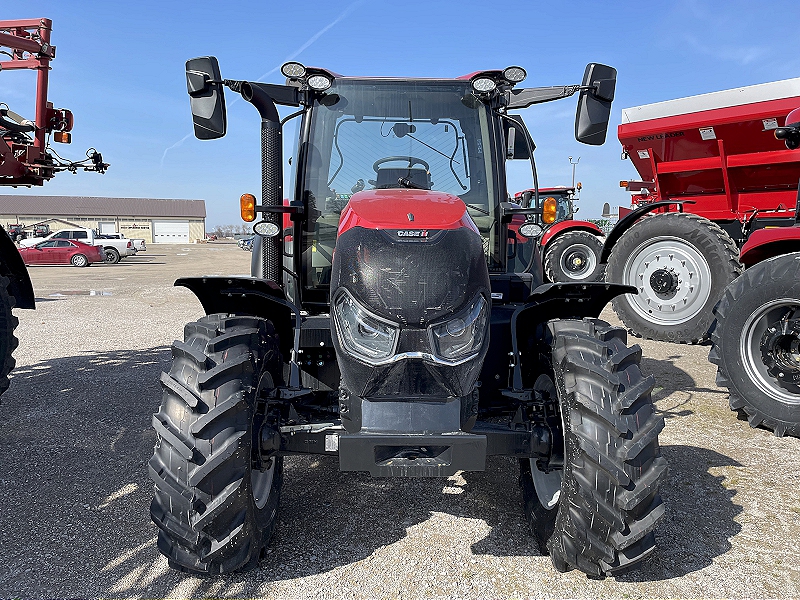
281,61,306,78
471,77,497,93
307,74,333,91
503,66,527,84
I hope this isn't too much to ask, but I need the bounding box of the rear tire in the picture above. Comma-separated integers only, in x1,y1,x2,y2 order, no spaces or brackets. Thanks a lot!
520,318,667,578
104,247,120,264
71,254,89,267
544,231,604,283
0,277,19,400
607,213,741,343
149,314,284,574
709,253,800,437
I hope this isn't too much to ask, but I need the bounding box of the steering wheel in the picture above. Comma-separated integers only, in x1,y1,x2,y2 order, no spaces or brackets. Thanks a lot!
372,156,430,173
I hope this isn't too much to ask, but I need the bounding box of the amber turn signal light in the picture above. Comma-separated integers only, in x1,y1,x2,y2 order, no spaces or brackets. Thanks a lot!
542,196,557,224
53,131,71,144
240,193,257,222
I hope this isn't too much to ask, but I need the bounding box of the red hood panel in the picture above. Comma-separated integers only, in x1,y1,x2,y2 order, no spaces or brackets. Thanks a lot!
338,190,479,235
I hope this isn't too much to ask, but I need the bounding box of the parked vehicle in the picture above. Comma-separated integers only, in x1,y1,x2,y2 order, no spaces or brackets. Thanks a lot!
97,232,146,252
5,225,26,242
598,77,800,343
512,185,605,282
709,107,800,438
0,18,107,401
18,239,104,267
20,228,134,264
148,58,666,578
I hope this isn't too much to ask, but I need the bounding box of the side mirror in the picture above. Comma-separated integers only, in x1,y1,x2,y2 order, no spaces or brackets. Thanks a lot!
575,63,616,146
185,56,226,140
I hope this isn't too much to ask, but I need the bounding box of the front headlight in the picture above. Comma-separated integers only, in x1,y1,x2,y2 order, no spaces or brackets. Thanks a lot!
333,290,399,363
429,295,488,361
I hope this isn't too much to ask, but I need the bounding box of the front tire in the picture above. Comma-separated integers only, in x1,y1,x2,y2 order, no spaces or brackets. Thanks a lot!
544,231,604,283
607,213,741,343
71,254,89,267
520,318,667,578
709,253,800,437
149,314,284,574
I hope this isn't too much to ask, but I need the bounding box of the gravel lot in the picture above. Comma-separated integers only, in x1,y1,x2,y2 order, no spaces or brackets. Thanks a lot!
1,243,798,599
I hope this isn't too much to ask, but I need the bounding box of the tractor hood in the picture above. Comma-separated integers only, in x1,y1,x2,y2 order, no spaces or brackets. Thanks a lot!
329,189,491,419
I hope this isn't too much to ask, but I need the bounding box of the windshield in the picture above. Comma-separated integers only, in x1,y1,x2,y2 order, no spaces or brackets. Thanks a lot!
299,79,498,294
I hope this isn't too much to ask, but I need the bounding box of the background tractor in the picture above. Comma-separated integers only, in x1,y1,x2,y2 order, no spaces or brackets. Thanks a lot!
0,18,107,401
512,184,606,283
708,106,800,438
148,57,666,578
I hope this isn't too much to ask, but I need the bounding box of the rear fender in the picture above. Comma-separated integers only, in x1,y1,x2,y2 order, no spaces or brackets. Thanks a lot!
540,220,603,248
508,282,636,390
739,226,800,266
0,229,35,309
175,276,295,359
600,200,690,263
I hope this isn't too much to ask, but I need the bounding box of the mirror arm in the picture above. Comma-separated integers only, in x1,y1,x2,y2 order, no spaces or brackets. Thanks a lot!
506,85,580,109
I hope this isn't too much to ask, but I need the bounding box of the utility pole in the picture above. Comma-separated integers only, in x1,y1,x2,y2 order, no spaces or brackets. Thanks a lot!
568,156,580,188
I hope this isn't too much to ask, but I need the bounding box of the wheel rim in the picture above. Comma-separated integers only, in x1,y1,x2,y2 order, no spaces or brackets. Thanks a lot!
73,255,87,266
559,243,597,280
529,374,562,510
622,236,712,325
252,458,276,509
740,298,800,405
252,371,277,509
104,250,116,263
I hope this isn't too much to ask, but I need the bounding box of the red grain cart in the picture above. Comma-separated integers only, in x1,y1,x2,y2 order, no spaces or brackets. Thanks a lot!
602,78,800,343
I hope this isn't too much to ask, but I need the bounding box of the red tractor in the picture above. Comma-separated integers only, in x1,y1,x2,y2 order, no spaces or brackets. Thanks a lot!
708,107,800,438
512,185,606,282
599,77,800,343
0,18,107,400
148,58,667,578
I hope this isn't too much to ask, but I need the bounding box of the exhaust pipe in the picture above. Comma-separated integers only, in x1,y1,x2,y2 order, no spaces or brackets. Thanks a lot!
241,82,282,284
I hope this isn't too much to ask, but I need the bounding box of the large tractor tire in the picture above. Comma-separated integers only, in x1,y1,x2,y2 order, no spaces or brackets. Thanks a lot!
149,314,284,574
709,253,800,438
544,230,605,283
0,276,19,400
607,213,741,343
520,318,667,578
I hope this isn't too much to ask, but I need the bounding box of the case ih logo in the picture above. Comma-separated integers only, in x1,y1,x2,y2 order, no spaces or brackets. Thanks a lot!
397,230,429,238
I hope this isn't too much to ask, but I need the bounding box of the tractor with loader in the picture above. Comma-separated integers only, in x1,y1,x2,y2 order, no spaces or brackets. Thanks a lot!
0,18,107,401
148,58,666,577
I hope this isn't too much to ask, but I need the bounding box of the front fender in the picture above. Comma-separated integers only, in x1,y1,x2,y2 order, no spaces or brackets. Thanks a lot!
0,228,35,309
540,220,604,248
739,226,800,266
507,282,636,390
175,276,295,359
600,200,690,263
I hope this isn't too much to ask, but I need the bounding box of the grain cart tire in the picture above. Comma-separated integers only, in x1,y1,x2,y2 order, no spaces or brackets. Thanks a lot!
709,253,800,438
544,231,605,283
103,247,120,264
0,276,19,400
520,318,667,578
149,314,284,574
607,213,741,343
